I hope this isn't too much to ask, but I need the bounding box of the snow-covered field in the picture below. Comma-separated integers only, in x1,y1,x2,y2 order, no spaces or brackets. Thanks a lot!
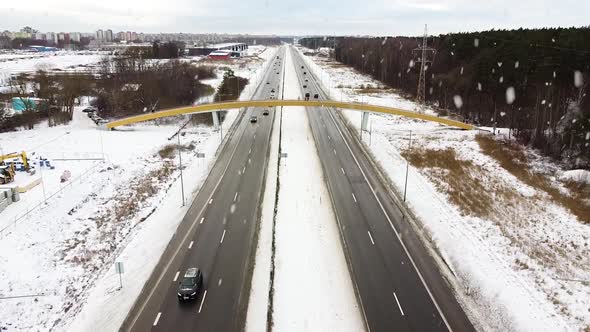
298,47,590,331
0,51,107,87
269,47,364,331
0,46,278,331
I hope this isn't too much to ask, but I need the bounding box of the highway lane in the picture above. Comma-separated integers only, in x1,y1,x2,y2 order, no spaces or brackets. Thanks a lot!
123,46,286,332
289,46,474,332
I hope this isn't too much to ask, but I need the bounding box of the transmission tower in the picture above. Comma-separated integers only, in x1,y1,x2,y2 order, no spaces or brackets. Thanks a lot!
412,24,436,113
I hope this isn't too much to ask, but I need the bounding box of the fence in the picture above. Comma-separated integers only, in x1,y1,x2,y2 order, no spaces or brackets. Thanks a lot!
0,161,103,238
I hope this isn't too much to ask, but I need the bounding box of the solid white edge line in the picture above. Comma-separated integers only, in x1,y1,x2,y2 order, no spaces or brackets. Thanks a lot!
352,192,357,203
341,167,345,175
220,229,226,243
334,148,337,155
367,230,375,245
198,290,207,313
324,97,453,332
234,192,238,202
393,292,405,316
153,312,162,326
173,271,180,282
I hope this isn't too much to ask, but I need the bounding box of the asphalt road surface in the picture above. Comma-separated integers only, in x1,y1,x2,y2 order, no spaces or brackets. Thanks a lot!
289,46,475,332
122,46,286,332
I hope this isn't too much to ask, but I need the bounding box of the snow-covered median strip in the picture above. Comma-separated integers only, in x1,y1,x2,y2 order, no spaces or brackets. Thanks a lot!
270,47,365,331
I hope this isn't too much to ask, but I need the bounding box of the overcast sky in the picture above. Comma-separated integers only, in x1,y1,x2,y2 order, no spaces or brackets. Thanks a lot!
1,0,588,36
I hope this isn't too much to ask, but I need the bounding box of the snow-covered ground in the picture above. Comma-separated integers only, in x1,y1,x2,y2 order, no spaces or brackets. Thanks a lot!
298,47,590,331
0,51,107,87
268,47,365,331
0,46,278,331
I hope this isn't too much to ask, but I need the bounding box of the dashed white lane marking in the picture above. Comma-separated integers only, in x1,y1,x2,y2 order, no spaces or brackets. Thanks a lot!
242,166,246,173
200,217,204,224
328,135,331,140
393,292,405,316
234,192,238,202
198,290,207,313
153,312,162,326
208,199,213,204
173,271,180,282
334,149,337,155
220,229,226,243
341,167,345,175
218,278,223,286
243,219,247,224
352,193,357,203
188,240,194,249
368,231,375,245
249,148,251,154
248,158,251,164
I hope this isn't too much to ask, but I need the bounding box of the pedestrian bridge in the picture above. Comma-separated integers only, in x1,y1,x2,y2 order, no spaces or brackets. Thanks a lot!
103,100,475,130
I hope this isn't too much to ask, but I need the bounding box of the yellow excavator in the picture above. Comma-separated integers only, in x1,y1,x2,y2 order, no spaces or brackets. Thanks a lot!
0,164,15,184
0,151,29,171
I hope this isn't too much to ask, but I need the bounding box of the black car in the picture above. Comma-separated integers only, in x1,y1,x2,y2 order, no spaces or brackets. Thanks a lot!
266,82,270,84
82,107,97,113
301,65,304,69
314,94,319,99
271,88,275,93
263,109,269,115
303,85,307,88
177,268,203,301
250,115,258,123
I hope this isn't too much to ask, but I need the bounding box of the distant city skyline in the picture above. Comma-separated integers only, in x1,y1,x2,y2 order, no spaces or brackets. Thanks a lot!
1,0,589,36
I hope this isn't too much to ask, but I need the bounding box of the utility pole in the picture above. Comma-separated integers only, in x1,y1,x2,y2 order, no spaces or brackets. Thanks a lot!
177,130,185,207
403,130,412,202
412,24,436,113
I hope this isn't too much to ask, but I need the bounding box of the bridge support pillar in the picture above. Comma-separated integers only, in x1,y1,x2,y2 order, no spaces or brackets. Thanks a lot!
361,112,370,132
212,111,220,129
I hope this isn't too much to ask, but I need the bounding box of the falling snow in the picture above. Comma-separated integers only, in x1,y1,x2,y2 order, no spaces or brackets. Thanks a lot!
506,87,516,104
453,95,463,109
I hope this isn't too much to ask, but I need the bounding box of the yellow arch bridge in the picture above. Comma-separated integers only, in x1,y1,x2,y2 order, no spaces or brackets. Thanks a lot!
103,100,475,130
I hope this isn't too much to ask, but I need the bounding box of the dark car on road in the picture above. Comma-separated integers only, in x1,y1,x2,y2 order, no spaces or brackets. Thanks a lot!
314,94,319,99
177,268,203,301
250,115,258,123
263,109,269,115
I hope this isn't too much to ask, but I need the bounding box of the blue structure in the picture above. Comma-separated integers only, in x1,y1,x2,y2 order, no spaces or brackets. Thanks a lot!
11,97,46,112
29,46,59,52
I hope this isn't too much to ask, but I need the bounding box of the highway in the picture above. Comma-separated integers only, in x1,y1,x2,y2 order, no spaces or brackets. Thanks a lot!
289,46,475,332
121,46,286,332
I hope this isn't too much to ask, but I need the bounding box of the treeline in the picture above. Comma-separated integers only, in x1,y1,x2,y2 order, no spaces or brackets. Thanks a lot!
0,52,217,131
93,54,215,118
300,28,590,168
0,71,93,131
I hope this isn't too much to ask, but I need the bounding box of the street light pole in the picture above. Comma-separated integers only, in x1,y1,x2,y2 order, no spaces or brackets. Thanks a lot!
403,130,412,202
177,132,185,207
